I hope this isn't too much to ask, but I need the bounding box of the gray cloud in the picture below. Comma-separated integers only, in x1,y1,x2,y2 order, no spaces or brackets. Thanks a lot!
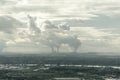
0,0,17,5
11,5,58,14
0,15,23,33
41,20,58,31
27,15,41,33
53,14,120,29
0,15,24,52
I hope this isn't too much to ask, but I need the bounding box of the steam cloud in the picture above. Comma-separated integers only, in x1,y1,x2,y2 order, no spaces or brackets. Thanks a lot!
25,15,81,53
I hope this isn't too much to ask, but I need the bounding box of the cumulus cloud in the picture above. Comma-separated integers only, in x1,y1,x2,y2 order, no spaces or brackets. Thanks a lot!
41,20,58,31
58,22,70,30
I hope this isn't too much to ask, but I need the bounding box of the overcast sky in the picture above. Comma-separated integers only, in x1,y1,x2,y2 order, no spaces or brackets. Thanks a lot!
0,0,120,53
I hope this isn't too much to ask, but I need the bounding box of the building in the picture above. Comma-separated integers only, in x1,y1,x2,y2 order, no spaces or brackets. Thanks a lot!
54,78,82,80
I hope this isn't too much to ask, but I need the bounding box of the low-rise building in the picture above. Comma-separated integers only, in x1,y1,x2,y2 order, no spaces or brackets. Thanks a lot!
54,78,82,80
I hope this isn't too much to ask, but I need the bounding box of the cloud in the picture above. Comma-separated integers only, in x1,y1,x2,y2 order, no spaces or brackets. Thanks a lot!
40,20,58,31
55,14,120,29
58,22,70,30
11,5,58,14
0,0,120,53
10,16,81,53
71,26,120,52
0,0,18,5
0,15,24,52
0,0,120,20
0,15,23,33
0,14,119,53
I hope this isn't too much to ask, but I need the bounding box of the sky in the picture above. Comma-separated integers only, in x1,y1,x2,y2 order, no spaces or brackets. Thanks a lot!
0,0,120,53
